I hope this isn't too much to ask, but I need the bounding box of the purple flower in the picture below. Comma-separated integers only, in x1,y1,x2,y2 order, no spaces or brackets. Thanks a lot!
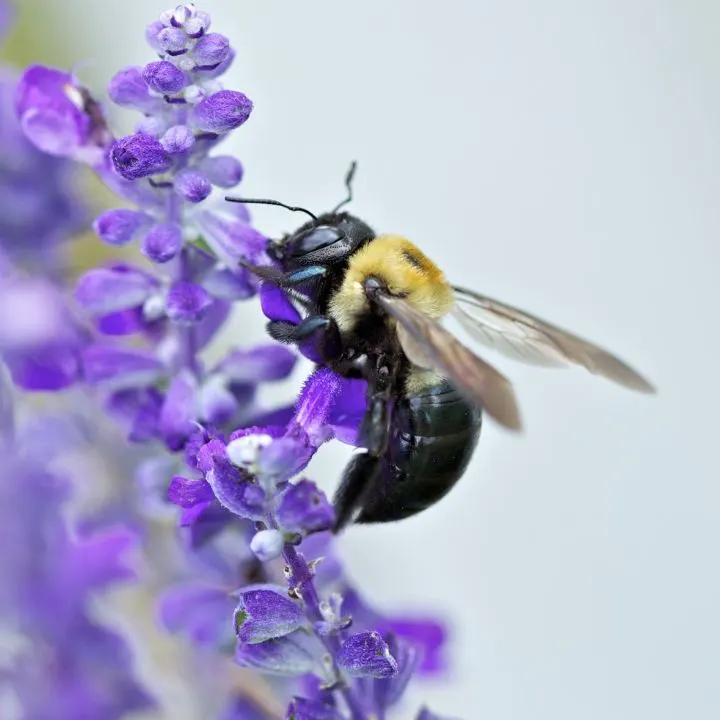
234,585,305,644
193,33,231,69
336,631,399,679
192,90,253,133
111,132,172,180
15,65,109,164
161,124,195,154
75,265,158,314
285,697,344,720
108,66,157,111
200,155,244,187
250,528,284,561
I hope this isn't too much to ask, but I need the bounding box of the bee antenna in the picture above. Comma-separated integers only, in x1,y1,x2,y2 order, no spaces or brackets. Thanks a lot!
331,160,357,213
225,196,318,223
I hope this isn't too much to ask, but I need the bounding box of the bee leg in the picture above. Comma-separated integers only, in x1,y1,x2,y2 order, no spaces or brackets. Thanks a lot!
267,315,342,361
332,356,396,532
248,262,330,289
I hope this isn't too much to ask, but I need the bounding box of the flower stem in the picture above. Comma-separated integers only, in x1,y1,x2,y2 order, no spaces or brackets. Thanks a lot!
283,543,368,720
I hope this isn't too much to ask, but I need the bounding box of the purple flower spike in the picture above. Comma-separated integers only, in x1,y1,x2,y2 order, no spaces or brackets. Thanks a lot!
199,155,244,188
140,222,182,263
193,33,230,69
234,586,304,644
337,631,399,679
175,168,212,203
160,124,195,154
111,133,172,180
93,208,150,246
277,480,335,535
15,65,106,163
235,636,314,677
250,529,284,562
142,61,189,94
191,90,253,133
75,266,157,315
165,281,213,324
108,66,157,111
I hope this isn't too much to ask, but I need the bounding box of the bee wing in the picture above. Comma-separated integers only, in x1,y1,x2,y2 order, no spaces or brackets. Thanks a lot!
370,290,522,430
452,286,656,393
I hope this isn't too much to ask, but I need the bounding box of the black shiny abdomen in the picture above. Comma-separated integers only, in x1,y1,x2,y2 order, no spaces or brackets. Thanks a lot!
356,380,483,524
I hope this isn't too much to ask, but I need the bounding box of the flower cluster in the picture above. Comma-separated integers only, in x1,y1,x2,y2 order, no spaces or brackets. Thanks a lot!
12,3,456,719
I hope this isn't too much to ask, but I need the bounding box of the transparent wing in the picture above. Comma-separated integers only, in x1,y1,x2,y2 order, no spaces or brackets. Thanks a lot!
370,290,522,430
452,286,656,393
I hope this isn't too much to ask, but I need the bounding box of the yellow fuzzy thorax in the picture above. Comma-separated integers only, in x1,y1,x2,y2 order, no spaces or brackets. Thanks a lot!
328,234,454,332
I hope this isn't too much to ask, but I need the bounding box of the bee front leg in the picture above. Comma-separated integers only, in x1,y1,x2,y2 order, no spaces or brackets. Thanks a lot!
332,355,396,532
267,315,342,361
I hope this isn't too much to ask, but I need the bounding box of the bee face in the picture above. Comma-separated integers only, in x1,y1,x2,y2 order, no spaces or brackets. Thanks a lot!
269,213,375,269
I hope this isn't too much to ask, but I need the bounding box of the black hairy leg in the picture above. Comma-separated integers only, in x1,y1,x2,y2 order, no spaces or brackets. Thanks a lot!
267,314,342,361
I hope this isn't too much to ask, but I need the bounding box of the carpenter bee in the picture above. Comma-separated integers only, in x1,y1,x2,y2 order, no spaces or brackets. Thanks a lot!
227,164,655,532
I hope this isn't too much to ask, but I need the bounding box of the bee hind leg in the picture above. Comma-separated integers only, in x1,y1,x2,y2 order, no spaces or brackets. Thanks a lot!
267,315,342,360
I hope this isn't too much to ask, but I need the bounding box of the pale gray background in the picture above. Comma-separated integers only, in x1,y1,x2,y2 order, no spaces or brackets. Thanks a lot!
52,1,720,718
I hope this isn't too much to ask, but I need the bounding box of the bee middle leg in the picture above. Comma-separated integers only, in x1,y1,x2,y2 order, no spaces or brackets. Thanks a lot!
332,355,396,532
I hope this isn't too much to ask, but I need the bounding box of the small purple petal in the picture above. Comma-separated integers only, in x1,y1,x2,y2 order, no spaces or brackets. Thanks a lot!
157,26,188,53
108,66,157,111
96,308,146,336
202,265,255,301
199,376,237,425
160,124,195,154
15,65,104,163
222,696,274,720
71,525,139,588
93,208,150,246
337,631,399,679
168,475,215,508
217,345,297,383
203,47,236,78
165,281,213,324
193,33,230,68
276,480,335,535
196,298,231,350
285,698,344,720
75,266,157,314
140,222,182,263
291,367,344,444
373,633,421,709
199,155,243,188
142,60,189,94
175,168,212,203
6,346,81,391
159,584,234,646
250,529,285,562
385,617,448,675
111,133,172,180
260,283,302,324
327,377,366,446
195,210,267,267
82,345,163,387
145,20,165,51
191,90,253,133
159,370,198,451
199,439,266,519
106,387,163,442
234,586,304,644
235,636,313,676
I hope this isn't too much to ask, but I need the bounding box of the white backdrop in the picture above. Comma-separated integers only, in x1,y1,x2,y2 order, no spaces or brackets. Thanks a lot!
50,1,720,718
